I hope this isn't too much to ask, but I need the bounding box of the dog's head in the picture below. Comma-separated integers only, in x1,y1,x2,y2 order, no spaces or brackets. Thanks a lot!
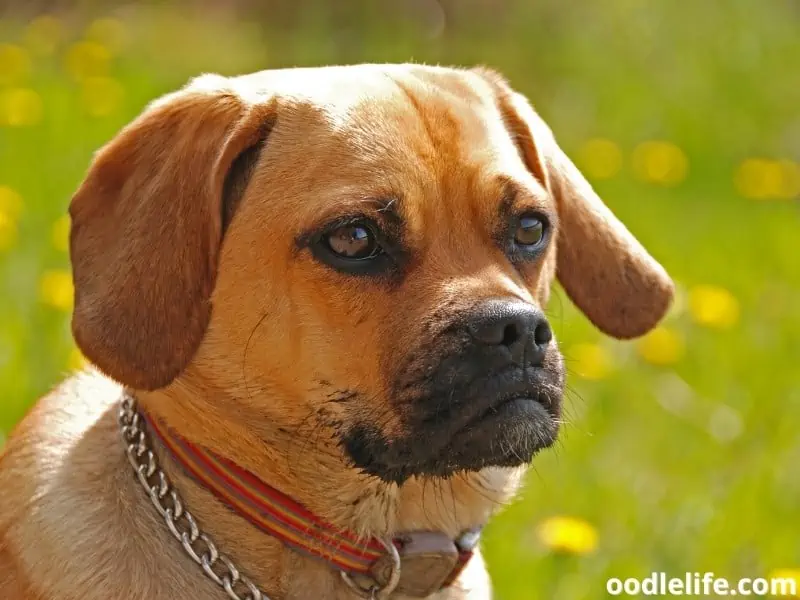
69,64,672,484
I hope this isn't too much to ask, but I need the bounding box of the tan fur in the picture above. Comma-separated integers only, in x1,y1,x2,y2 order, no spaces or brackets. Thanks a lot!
0,64,673,599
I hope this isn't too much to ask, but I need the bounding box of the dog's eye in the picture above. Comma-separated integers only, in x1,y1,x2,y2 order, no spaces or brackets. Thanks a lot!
308,217,401,276
514,214,546,247
325,223,382,260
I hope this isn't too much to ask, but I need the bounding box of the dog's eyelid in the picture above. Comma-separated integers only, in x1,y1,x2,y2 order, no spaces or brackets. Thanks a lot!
296,198,406,247
496,177,552,218
502,200,557,232
515,207,557,232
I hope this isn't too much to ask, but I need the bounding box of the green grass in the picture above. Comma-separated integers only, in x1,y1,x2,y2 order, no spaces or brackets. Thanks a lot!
1,2,799,598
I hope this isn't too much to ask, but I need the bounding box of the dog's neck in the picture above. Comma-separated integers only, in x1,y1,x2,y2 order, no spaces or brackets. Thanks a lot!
136,376,523,597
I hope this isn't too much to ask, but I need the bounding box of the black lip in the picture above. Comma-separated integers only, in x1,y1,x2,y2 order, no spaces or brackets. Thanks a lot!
479,395,543,423
446,397,558,455
473,391,549,425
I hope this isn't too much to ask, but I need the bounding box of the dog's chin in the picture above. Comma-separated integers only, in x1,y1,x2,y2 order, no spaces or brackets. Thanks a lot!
342,393,561,484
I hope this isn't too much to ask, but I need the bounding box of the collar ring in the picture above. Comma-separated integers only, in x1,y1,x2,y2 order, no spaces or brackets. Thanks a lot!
340,537,401,599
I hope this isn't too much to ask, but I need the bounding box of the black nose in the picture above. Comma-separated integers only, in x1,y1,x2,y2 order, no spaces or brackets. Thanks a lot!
467,300,552,365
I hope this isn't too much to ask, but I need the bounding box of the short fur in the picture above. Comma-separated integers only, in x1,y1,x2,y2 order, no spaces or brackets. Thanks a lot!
0,64,673,599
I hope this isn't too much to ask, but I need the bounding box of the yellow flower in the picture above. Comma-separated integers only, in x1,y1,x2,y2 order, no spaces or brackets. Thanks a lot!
81,77,124,117
689,284,740,329
570,343,613,380
0,88,43,127
735,158,800,200
85,18,127,55
0,186,23,219
63,41,111,82
0,186,23,251
0,44,31,85
577,138,623,180
631,141,688,186
0,211,17,251
637,325,685,366
68,347,87,371
769,569,800,598
51,214,71,252
39,269,74,311
24,15,63,57
537,516,598,555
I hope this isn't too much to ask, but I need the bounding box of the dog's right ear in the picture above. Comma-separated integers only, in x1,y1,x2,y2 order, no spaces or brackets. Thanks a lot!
69,76,276,390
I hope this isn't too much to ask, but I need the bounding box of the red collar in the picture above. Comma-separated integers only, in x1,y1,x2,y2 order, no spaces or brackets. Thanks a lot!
144,413,481,595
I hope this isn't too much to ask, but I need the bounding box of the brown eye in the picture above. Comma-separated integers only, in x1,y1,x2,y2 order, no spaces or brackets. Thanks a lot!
325,223,382,259
514,214,545,247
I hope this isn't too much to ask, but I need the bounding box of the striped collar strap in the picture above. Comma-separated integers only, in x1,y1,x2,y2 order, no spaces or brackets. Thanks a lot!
144,413,481,596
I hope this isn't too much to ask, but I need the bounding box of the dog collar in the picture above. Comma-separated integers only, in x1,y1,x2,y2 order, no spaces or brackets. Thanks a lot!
139,408,482,598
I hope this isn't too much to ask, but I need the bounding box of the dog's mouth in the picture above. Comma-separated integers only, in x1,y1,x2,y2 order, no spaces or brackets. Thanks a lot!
341,367,563,484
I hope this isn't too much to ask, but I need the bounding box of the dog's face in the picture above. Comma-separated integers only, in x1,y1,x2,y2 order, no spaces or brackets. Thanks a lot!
68,65,673,484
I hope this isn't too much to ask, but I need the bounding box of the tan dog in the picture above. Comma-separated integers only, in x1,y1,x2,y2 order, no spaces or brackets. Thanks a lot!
0,64,673,600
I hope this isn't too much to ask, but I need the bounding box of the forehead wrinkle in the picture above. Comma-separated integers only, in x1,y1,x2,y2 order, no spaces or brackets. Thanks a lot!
388,75,499,241
391,79,447,162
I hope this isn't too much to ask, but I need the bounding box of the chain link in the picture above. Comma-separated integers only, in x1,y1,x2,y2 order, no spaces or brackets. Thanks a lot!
119,394,267,600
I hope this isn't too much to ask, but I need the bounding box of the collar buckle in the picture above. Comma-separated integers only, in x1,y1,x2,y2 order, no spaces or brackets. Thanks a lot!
387,532,458,597
374,529,480,598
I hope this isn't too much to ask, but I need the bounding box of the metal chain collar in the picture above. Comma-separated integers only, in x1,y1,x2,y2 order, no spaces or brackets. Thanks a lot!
118,394,401,600
119,393,267,600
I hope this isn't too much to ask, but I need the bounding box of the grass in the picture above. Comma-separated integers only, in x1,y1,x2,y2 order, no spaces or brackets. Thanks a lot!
1,1,799,597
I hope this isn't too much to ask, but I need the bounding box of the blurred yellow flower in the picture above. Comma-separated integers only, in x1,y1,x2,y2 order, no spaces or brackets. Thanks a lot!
39,269,74,311
68,347,87,371
537,516,598,555
637,325,685,366
0,211,17,252
24,15,63,57
0,187,23,251
570,343,613,380
775,160,800,199
51,214,71,252
769,568,800,597
577,138,623,180
631,140,688,186
0,44,31,85
0,186,23,219
85,18,127,55
64,41,111,82
735,158,800,200
81,77,124,117
689,284,740,329
1,88,43,127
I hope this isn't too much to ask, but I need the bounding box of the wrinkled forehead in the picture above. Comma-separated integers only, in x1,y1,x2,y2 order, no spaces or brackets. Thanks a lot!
235,65,549,230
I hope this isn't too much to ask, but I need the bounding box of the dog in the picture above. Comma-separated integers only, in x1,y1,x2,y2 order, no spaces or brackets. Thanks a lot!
0,63,673,599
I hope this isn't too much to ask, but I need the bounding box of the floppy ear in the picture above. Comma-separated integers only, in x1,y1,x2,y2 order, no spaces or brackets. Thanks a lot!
69,76,276,390
474,68,674,339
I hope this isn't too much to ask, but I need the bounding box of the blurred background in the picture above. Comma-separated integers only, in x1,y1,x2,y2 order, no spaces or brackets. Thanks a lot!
1,0,798,597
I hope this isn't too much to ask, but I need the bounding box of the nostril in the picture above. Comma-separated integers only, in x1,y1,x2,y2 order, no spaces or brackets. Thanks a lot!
534,320,552,347
467,301,545,352
501,322,521,347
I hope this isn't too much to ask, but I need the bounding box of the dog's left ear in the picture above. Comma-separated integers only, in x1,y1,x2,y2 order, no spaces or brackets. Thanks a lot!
474,68,674,338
